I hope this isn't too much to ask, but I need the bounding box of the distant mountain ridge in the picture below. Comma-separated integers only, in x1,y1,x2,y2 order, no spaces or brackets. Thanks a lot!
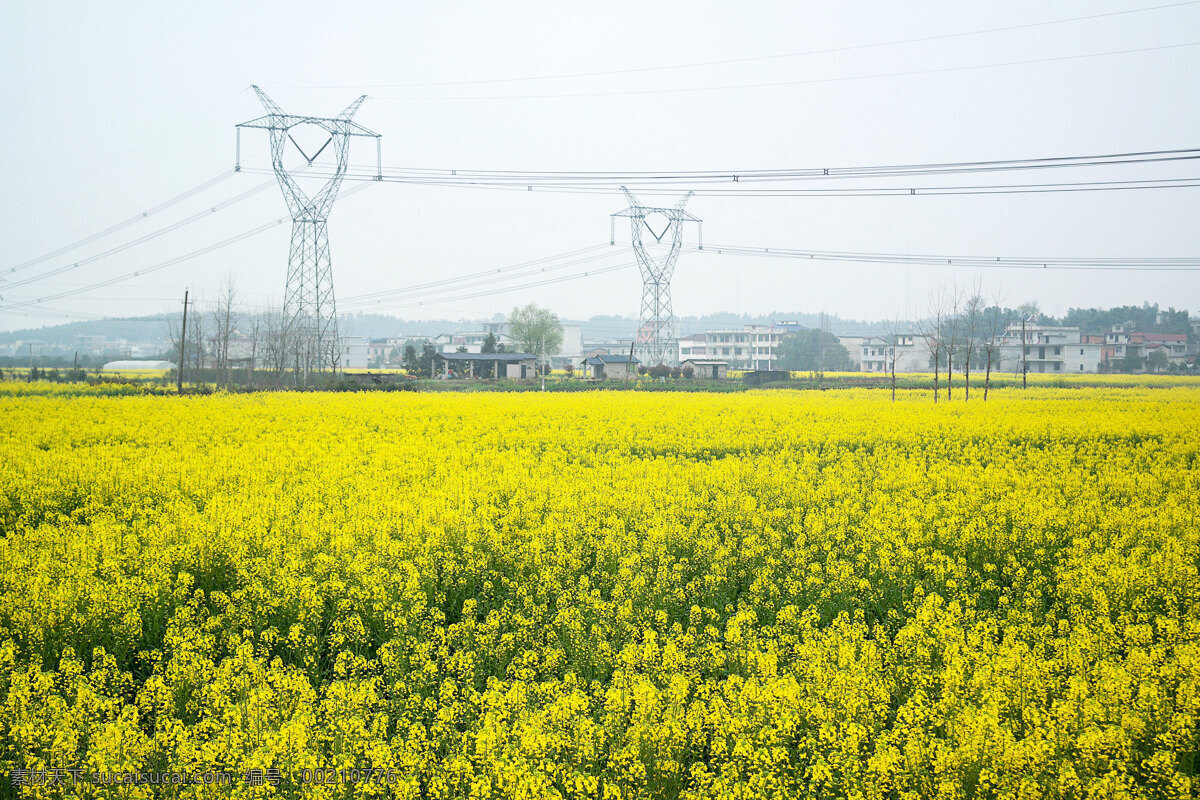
2,310,893,345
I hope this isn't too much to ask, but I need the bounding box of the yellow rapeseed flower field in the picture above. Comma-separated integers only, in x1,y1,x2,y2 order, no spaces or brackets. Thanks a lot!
0,386,1197,798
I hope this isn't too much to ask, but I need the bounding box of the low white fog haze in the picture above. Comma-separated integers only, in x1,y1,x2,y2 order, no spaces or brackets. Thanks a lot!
2,0,1198,331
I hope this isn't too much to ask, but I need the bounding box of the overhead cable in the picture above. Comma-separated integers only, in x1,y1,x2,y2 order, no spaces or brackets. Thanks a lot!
280,4,1200,90
3,180,277,291
3,170,238,276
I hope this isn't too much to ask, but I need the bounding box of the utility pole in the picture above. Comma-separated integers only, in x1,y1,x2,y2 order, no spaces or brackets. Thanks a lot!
1021,313,1035,389
27,343,33,382
178,290,189,394
72,351,78,373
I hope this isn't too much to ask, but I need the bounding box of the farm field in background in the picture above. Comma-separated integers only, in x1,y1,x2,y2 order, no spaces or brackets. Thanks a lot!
1,387,1197,798
3,371,1199,398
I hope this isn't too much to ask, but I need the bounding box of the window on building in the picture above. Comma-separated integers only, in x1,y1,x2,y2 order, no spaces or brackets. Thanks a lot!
1054,362,1061,371
1054,347,1061,355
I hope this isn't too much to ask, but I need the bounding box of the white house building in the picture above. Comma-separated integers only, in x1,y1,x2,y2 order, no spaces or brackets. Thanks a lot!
704,321,805,370
860,333,928,373
339,336,369,370
999,325,1103,374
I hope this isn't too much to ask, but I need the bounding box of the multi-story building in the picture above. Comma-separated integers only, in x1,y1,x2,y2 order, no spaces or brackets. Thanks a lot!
1141,333,1189,364
676,333,707,362
72,334,108,354
1000,325,1103,373
704,321,805,370
860,333,927,373
338,336,369,369
836,336,867,370
366,337,408,364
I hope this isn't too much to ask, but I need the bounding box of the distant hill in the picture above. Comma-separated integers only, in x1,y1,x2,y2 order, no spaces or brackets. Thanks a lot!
2,309,895,345
0,315,174,345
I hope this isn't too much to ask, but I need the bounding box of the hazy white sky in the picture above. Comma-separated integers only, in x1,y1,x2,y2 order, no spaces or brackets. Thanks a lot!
2,0,1198,332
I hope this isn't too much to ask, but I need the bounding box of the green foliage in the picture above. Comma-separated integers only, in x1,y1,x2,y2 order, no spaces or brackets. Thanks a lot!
1062,303,1194,339
776,330,853,371
508,304,563,361
402,343,419,372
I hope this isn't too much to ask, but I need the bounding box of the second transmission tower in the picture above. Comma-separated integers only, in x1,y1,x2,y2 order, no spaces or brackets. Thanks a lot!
612,188,701,367
237,85,380,377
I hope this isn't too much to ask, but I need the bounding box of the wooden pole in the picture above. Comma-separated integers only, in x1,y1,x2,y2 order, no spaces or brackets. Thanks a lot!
178,290,189,394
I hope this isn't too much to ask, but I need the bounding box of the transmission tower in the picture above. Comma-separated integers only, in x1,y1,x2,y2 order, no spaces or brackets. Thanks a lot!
236,85,380,375
611,187,701,367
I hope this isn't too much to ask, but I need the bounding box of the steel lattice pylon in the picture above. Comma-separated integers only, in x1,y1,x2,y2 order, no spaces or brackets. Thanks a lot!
236,85,380,375
611,187,701,367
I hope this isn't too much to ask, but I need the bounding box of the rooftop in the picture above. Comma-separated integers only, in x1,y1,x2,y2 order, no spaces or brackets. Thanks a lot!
436,352,536,362
584,355,640,365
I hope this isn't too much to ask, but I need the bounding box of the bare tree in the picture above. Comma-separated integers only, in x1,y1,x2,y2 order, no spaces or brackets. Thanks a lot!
918,286,949,403
881,315,903,402
166,318,184,374
981,287,1006,401
942,281,964,401
186,312,205,387
247,313,261,389
262,304,290,385
209,276,239,388
961,281,984,401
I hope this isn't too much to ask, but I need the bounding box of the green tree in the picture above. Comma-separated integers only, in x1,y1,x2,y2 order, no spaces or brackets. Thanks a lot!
775,330,852,371
508,304,563,365
481,332,499,354
420,343,438,377
402,344,419,373
1147,348,1170,372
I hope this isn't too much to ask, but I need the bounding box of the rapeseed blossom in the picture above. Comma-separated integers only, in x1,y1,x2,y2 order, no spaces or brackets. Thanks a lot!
0,387,1196,798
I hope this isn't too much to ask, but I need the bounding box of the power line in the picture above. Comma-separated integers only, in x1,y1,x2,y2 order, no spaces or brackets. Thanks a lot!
0,170,237,267
0,183,374,312
701,243,1200,271
0,219,285,310
344,261,641,313
339,147,1200,183
279,2,1200,90
366,41,1200,101
341,237,1200,317
262,169,1200,197
3,178,274,290
339,245,619,307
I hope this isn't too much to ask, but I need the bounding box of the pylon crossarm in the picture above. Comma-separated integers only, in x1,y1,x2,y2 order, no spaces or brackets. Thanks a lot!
338,95,368,120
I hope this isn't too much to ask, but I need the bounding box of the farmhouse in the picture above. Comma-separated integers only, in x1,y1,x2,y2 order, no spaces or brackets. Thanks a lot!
435,352,537,379
581,354,640,379
680,358,729,379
